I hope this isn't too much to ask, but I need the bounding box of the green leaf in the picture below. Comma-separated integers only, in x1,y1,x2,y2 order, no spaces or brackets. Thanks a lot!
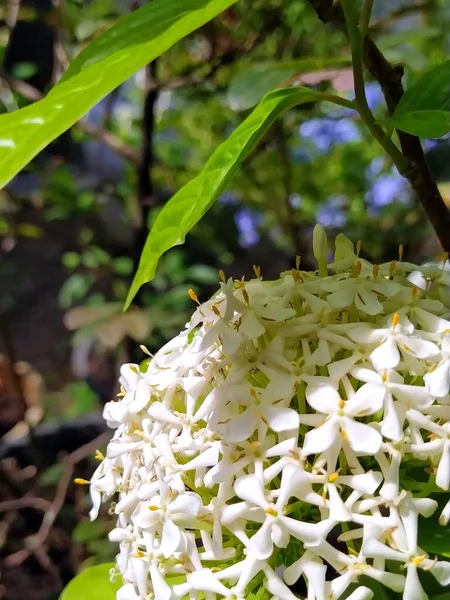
72,520,107,543
125,86,329,308
0,0,237,189
60,563,120,600
227,58,350,111
390,111,450,138
418,515,450,557
391,60,450,137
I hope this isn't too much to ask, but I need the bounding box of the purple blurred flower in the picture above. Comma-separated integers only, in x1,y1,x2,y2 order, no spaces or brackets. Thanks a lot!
365,82,384,111
365,157,385,179
289,193,302,209
219,192,240,205
234,208,263,247
317,195,347,228
366,169,410,208
299,118,361,153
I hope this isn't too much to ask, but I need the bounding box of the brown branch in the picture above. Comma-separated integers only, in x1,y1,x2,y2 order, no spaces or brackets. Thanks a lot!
307,0,450,252
0,496,52,513
4,431,109,570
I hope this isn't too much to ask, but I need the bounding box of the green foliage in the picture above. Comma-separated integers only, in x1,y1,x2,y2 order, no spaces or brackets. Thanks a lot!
227,58,349,111
391,60,450,137
59,563,120,600
0,0,237,188
126,86,330,307
418,514,450,558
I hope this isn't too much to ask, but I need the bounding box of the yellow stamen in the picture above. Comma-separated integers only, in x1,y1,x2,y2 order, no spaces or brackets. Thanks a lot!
356,240,361,256
74,478,90,485
373,264,379,278
392,313,400,327
382,370,388,383
339,399,346,409
355,261,362,276
250,388,257,398
242,288,249,304
340,430,349,442
295,255,301,270
211,305,221,317
412,286,420,300
412,555,426,566
148,505,159,511
389,260,397,276
253,265,261,278
398,244,404,261
292,269,302,283
94,449,105,461
265,507,278,516
219,269,226,282
188,288,199,303
328,472,339,483
132,550,145,558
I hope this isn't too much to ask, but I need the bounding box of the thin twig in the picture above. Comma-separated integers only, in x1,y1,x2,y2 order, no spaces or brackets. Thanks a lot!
0,496,52,513
4,432,109,569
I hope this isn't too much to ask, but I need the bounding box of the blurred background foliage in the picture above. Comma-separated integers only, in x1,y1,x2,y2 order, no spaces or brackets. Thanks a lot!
0,0,450,598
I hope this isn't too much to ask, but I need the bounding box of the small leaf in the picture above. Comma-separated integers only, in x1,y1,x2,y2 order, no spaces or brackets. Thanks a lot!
391,60,450,138
60,563,120,600
0,0,238,189
112,256,134,276
227,58,350,111
72,520,107,543
125,87,332,308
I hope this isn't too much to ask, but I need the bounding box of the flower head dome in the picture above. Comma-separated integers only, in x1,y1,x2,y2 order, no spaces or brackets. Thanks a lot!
89,227,450,600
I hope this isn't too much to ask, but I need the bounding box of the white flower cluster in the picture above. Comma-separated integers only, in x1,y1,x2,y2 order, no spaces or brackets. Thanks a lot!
89,228,450,600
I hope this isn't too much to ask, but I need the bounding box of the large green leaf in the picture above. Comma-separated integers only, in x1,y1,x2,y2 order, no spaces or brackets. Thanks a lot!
227,58,351,111
391,60,450,137
125,86,331,308
0,0,237,189
60,563,120,600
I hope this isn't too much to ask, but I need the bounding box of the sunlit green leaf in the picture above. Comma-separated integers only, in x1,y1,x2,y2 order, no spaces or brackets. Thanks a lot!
0,0,237,189
391,60,450,137
60,563,120,600
126,87,334,307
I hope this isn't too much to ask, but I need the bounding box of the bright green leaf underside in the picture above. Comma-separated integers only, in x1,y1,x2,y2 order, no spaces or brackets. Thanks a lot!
0,0,237,189
60,563,120,600
125,86,330,308
391,59,450,138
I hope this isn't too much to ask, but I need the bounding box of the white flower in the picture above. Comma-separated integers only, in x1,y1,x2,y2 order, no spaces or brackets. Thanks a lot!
348,313,440,371
302,382,383,455
82,227,450,600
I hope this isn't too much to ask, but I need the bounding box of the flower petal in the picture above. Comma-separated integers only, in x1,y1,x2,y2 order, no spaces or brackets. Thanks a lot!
370,336,400,370
303,417,339,455
342,418,382,455
345,383,384,417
